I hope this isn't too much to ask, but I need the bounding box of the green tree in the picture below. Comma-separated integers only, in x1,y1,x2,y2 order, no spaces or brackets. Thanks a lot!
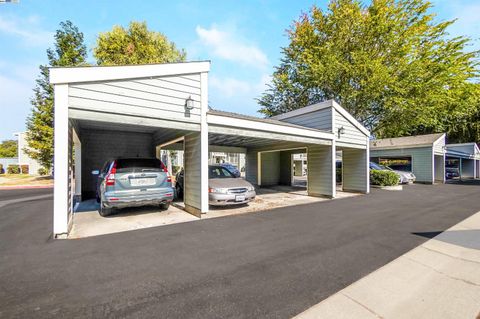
25,21,87,171
259,0,480,141
0,140,18,158
94,21,186,65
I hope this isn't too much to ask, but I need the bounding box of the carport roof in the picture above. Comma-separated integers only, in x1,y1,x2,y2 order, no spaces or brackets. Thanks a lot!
208,109,331,134
371,133,445,149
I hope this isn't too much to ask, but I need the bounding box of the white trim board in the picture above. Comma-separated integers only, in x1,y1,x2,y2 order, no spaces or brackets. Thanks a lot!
50,61,211,84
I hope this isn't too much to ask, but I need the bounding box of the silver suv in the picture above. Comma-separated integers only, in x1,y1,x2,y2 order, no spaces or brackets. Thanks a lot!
93,158,174,216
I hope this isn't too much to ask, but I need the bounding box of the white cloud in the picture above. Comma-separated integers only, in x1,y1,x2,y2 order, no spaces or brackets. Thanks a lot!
195,25,269,69
433,0,480,49
0,14,53,47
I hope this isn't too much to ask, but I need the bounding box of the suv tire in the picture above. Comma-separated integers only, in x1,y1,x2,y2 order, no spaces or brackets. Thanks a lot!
160,202,170,210
99,199,113,217
175,184,183,199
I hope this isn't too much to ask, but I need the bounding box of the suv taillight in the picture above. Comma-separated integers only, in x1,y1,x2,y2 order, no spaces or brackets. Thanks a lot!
167,175,172,183
160,162,168,173
105,161,117,186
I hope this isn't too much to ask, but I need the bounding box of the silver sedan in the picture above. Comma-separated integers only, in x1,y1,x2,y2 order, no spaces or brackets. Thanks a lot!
208,165,256,206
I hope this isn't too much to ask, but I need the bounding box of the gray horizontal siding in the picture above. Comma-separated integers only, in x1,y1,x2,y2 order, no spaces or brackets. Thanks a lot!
334,109,367,147
260,151,280,186
245,151,258,185
279,150,295,185
342,148,368,193
184,133,202,210
80,129,154,197
433,137,445,155
68,74,201,123
280,107,332,131
370,146,433,183
447,144,474,155
307,145,334,197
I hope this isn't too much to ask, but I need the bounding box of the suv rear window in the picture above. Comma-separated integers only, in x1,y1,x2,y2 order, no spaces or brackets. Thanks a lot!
116,158,164,172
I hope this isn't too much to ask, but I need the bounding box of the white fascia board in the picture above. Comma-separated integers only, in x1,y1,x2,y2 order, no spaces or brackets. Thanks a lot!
50,61,211,84
370,144,434,151
207,113,334,141
331,100,370,137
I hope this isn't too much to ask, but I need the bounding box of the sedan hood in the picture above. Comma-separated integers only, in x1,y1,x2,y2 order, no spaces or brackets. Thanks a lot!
393,170,415,178
209,178,254,189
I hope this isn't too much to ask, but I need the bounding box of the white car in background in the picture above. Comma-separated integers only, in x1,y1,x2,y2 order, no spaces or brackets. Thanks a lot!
369,162,416,184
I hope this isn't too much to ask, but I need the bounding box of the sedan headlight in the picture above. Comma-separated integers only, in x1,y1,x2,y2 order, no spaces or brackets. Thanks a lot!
247,186,255,191
209,187,228,194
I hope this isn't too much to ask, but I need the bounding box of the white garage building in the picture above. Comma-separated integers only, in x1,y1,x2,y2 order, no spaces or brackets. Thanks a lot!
370,133,446,184
445,143,480,179
50,61,370,237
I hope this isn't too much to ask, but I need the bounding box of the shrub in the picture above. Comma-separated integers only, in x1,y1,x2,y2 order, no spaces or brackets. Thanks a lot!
38,167,48,176
172,165,182,175
370,169,399,186
7,164,20,174
0,163,3,174
20,165,29,174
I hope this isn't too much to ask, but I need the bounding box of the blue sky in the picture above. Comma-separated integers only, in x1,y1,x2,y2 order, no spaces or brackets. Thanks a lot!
0,0,479,141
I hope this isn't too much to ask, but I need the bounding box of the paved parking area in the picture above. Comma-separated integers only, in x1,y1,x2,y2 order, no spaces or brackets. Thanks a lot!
1,182,480,318
71,186,359,238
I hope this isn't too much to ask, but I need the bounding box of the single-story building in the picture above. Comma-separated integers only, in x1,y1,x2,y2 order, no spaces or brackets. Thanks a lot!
50,61,370,237
370,133,446,184
445,143,480,179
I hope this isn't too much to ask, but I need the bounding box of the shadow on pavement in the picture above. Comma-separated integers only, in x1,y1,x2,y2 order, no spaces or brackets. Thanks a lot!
412,229,480,250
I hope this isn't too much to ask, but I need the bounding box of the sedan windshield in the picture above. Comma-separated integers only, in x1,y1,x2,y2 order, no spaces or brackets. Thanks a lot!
209,166,234,178
370,162,388,170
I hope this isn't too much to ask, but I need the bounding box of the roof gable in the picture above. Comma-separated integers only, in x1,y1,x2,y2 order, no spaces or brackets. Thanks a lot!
371,133,445,149
271,100,370,137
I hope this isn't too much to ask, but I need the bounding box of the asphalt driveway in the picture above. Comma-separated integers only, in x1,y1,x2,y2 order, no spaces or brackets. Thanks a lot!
1,183,480,318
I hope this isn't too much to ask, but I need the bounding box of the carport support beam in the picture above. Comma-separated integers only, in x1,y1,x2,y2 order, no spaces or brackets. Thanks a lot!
307,143,336,198
53,84,70,237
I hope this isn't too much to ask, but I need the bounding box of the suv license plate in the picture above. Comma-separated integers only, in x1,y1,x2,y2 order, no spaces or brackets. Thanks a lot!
235,195,245,202
131,178,156,186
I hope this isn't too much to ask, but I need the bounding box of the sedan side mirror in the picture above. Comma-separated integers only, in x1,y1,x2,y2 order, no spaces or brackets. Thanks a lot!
91,170,100,176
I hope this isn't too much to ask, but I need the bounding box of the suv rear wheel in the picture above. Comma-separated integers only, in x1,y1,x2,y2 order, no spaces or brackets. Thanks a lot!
160,202,170,210
99,199,113,217
175,184,183,199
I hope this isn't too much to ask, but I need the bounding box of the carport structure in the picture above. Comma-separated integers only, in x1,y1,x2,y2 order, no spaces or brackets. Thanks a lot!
50,61,370,237
370,133,446,184
445,143,480,179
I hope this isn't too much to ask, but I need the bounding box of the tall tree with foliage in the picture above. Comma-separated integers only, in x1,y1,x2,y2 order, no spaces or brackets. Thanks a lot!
94,21,186,65
259,0,480,141
0,140,17,158
25,21,87,171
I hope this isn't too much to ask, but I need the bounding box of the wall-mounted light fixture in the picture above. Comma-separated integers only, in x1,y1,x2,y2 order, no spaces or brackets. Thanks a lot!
185,96,194,111
337,126,345,138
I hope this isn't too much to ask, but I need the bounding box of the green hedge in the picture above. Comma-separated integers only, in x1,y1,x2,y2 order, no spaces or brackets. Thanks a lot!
7,164,20,174
370,169,399,186
0,163,3,174
38,167,48,176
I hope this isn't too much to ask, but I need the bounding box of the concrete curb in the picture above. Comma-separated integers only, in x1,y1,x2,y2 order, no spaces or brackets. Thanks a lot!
0,185,53,190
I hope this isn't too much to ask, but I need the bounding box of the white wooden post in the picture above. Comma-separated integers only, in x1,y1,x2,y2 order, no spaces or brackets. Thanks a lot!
53,84,70,237
200,72,209,213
